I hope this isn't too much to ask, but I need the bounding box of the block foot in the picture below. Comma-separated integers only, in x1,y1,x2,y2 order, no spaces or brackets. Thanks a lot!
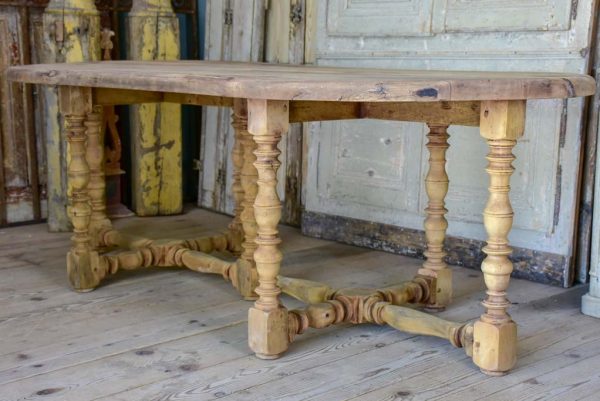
248,306,289,359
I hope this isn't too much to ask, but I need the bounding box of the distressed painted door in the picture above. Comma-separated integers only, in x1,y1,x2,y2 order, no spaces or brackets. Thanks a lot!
199,0,305,225
0,3,46,226
304,0,597,286
199,0,265,214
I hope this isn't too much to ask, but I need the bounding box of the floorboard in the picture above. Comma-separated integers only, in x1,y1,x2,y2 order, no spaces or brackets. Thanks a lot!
0,208,597,401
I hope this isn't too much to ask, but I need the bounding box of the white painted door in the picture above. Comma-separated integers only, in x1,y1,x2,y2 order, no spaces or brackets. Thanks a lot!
199,0,266,214
199,0,305,225
304,0,596,285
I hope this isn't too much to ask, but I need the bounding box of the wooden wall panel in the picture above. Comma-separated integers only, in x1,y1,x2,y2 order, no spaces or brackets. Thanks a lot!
199,0,266,214
303,0,598,286
0,1,199,227
0,3,44,226
200,0,305,226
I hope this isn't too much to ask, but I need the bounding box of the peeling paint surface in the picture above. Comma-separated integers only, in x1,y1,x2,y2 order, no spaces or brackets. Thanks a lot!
302,211,568,287
129,1,182,216
42,1,101,231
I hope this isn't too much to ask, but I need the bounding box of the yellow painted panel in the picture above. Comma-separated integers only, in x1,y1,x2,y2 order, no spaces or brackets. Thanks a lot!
128,4,182,216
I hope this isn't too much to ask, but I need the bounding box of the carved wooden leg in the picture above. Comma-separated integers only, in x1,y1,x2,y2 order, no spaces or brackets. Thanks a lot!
247,99,290,359
85,106,112,246
473,100,525,376
418,124,451,311
233,99,260,300
61,87,101,292
227,102,246,256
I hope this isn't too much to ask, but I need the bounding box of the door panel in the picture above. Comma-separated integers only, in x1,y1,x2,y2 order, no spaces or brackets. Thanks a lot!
305,0,596,285
442,0,572,32
327,0,434,36
0,5,43,225
200,0,305,225
200,0,267,214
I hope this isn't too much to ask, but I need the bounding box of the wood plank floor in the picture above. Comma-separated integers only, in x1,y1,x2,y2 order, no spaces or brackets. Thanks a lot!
0,208,598,401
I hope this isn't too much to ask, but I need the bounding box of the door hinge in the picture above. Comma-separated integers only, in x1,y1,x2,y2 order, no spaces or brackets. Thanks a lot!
224,8,233,26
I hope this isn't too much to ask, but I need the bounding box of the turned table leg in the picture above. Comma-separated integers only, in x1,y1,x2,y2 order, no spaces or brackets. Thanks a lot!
61,87,103,292
473,100,525,376
418,124,451,310
233,98,260,299
85,105,112,243
228,102,246,256
247,99,290,359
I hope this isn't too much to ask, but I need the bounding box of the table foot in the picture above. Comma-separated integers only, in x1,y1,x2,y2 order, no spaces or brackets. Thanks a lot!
67,249,103,292
248,306,290,359
473,319,517,376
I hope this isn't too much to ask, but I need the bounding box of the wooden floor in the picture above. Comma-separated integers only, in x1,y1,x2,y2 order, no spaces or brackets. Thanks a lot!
1,208,599,401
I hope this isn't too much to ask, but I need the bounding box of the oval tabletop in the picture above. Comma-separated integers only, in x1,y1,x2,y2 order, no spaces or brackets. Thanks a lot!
7,60,596,102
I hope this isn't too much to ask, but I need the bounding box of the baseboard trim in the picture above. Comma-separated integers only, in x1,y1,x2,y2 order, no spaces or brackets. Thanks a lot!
301,211,568,287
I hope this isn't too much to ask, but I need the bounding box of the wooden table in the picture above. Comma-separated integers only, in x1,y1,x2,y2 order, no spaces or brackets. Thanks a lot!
8,61,595,376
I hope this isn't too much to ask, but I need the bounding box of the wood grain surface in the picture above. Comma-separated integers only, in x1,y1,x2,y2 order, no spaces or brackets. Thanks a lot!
7,60,596,102
1,209,597,401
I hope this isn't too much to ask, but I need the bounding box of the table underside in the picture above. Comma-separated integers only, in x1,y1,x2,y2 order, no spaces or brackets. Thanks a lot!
47,82,559,377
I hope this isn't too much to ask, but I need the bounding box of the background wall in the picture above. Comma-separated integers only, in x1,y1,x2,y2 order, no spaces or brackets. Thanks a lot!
3,1,600,287
199,0,600,287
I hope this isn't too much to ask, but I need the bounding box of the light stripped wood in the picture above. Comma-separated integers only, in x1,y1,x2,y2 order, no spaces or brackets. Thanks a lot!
2,209,598,401
236,98,260,300
473,100,526,376
418,124,451,311
59,86,97,292
8,61,595,102
247,99,290,359
6,60,596,381
84,106,111,240
92,90,481,126
228,102,245,255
